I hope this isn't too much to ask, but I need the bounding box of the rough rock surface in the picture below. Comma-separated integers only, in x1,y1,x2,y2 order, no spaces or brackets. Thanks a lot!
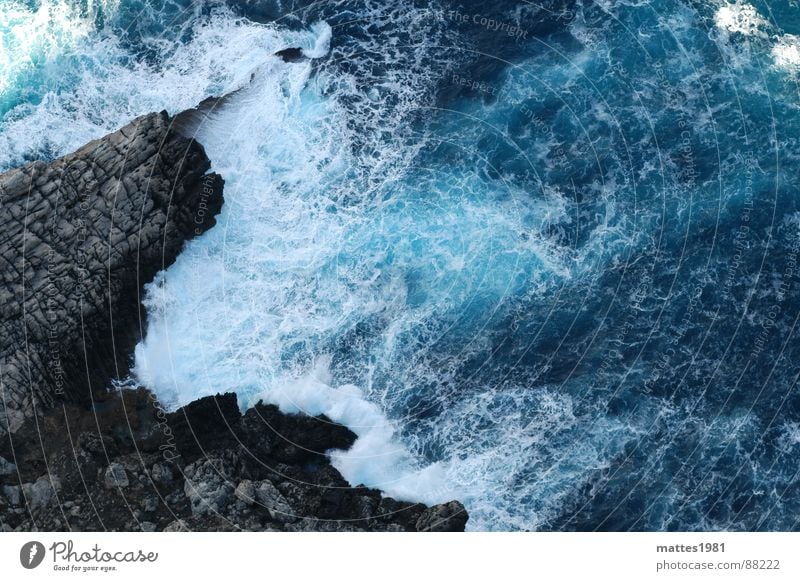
416,500,470,532
0,456,15,476
0,390,468,531
0,111,223,435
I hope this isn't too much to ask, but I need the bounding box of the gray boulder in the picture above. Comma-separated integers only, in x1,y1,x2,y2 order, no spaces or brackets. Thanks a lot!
22,477,60,511
150,462,173,486
0,455,15,476
416,500,469,532
104,463,129,488
2,485,22,506
163,519,189,532
234,480,256,505
254,480,296,523
183,453,237,516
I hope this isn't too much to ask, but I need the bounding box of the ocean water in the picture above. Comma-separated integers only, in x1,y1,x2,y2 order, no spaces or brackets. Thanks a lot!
2,0,800,531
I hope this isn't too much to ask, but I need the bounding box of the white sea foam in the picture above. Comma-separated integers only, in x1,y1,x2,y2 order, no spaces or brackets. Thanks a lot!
0,0,119,97
0,5,315,168
712,2,800,74
772,34,800,71
713,3,769,38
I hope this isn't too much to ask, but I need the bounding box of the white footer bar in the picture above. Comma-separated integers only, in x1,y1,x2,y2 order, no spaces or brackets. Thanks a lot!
1,532,797,580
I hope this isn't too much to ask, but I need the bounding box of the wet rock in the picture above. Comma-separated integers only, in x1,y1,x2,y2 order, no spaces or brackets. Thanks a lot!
166,393,242,463
416,501,469,532
1,387,469,531
275,47,306,62
378,497,425,531
150,462,173,486
164,520,189,532
2,485,21,506
243,403,356,463
23,477,60,511
254,480,296,523
183,452,237,516
104,463,129,488
234,480,256,505
0,456,15,476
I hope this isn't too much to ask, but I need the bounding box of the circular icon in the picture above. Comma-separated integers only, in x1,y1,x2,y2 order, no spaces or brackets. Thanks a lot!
19,541,46,569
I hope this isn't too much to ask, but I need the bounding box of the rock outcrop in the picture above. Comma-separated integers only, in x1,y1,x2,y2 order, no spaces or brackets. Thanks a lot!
0,112,223,434
0,390,468,532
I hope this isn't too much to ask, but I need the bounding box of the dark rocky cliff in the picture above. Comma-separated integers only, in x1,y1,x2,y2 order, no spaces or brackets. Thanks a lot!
0,111,223,435
0,390,467,532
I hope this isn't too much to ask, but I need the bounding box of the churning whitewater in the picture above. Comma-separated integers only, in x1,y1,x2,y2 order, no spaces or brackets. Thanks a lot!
3,0,800,531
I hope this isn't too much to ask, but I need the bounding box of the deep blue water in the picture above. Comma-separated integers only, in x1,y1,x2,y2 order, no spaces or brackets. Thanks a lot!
2,0,800,530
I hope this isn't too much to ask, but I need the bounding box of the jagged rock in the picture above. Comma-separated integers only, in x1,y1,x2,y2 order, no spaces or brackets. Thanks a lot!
166,392,242,463
0,456,15,476
140,521,157,532
416,500,469,532
284,518,360,532
276,481,318,515
105,463,129,488
142,495,159,513
150,462,173,486
378,497,426,530
1,389,469,531
78,432,116,456
0,100,469,531
275,47,306,62
351,493,380,521
183,452,238,516
243,402,356,463
254,480,296,523
22,477,60,511
234,480,256,505
2,485,21,506
0,111,224,436
163,519,189,532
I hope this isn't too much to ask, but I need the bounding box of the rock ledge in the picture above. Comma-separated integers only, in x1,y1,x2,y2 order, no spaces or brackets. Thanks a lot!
0,390,468,532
